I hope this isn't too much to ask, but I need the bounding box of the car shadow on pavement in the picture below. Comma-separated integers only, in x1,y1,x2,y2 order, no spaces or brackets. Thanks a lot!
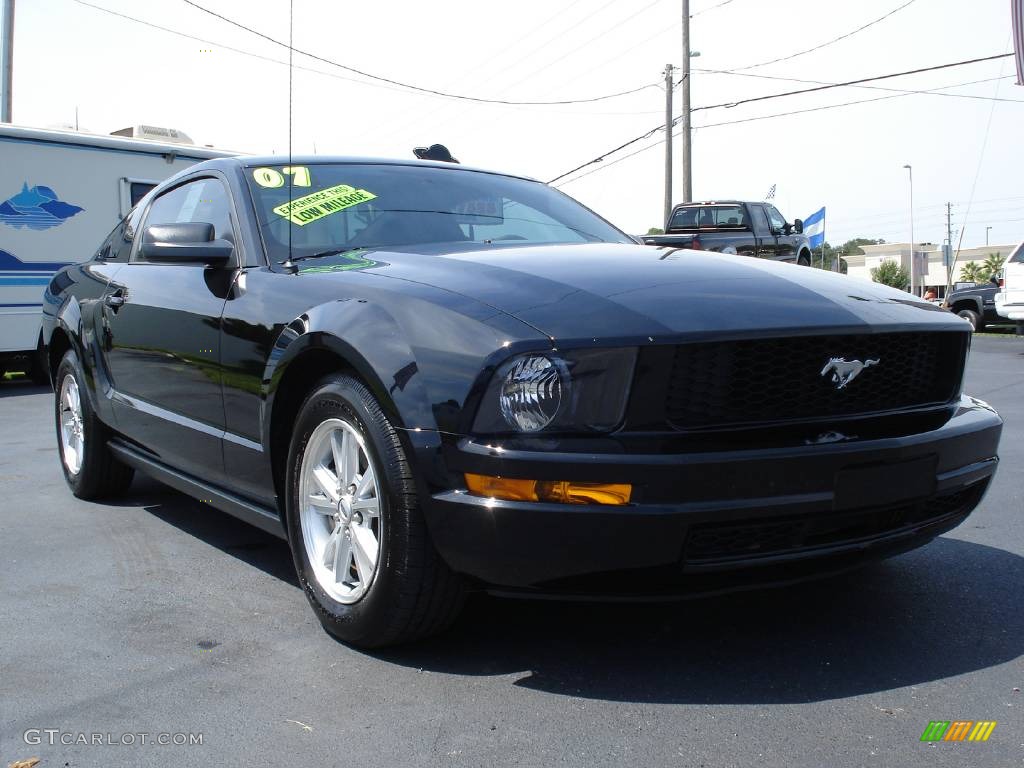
121,475,299,587
119,476,1023,705
0,380,51,398
377,538,1024,705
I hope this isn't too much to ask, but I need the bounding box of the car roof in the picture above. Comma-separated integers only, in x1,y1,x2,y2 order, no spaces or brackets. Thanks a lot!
195,155,539,184
674,200,753,207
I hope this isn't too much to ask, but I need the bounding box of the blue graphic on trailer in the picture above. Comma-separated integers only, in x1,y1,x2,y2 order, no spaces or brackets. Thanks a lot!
0,248,71,290
0,182,84,230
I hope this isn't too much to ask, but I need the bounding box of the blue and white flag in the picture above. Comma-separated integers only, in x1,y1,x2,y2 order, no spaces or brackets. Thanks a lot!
803,207,825,249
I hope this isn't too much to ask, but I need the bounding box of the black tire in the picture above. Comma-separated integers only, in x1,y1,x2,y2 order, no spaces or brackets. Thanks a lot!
54,349,134,499
797,251,811,267
957,308,983,332
29,350,50,387
285,373,464,648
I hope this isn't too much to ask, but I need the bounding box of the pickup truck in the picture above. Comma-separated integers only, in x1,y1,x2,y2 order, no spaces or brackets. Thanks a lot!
945,276,1008,332
995,239,1024,332
641,200,812,266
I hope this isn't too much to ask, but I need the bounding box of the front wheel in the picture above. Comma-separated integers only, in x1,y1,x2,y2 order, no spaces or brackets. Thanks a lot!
286,373,464,648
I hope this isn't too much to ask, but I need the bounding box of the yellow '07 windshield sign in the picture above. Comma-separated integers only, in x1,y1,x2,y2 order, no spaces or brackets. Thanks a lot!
272,184,377,226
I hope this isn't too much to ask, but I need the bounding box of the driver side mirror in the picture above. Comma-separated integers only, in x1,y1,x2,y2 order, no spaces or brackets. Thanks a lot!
793,218,804,235
139,222,233,265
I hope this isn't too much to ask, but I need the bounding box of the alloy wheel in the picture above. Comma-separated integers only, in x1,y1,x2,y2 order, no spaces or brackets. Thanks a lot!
59,374,85,475
298,418,383,604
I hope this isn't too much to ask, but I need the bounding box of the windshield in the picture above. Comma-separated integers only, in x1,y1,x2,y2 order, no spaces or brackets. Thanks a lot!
244,163,631,261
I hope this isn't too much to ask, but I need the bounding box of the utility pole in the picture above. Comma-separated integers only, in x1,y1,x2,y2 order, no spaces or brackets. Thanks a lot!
1,0,14,123
909,162,917,294
680,0,693,202
945,202,954,291
663,63,674,227
985,226,992,246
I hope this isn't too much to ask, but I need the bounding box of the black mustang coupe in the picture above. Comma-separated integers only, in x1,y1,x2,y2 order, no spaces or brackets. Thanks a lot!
43,157,1002,647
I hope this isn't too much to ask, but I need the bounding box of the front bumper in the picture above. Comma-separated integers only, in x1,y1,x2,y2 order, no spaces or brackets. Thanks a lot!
421,396,1002,594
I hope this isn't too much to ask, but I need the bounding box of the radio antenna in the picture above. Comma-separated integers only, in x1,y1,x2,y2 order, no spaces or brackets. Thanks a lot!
282,0,297,273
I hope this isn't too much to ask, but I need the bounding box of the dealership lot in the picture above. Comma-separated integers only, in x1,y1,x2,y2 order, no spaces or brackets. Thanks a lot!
1,337,1021,767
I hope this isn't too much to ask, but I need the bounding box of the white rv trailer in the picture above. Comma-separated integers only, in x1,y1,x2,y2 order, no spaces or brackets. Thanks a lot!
0,124,236,379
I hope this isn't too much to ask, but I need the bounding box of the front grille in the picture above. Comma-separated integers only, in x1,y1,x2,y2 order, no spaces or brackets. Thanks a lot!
683,483,985,566
665,332,965,430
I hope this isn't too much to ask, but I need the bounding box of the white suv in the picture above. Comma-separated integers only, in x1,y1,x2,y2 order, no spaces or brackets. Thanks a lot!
995,240,1024,326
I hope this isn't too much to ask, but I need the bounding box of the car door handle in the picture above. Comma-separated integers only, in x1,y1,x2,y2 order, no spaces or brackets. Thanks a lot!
104,293,125,309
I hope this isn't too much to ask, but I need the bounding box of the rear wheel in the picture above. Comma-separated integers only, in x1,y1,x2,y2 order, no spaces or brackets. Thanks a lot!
29,350,50,386
54,349,134,499
797,251,811,267
956,308,983,332
285,373,464,648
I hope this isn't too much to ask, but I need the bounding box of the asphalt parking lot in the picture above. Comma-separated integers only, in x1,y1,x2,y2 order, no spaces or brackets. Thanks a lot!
1,337,1022,768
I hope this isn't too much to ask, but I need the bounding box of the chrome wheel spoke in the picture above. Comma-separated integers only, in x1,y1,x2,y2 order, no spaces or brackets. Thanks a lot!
351,525,378,585
351,497,379,517
334,534,353,583
307,494,336,514
312,465,340,504
354,466,375,498
330,430,346,481
322,526,342,570
339,430,359,486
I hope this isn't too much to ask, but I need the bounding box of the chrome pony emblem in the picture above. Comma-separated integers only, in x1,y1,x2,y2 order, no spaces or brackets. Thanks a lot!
820,357,879,389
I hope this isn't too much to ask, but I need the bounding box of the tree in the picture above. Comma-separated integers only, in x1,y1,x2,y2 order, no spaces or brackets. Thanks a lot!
647,227,665,235
871,259,909,290
959,261,985,284
813,237,885,272
981,253,1005,281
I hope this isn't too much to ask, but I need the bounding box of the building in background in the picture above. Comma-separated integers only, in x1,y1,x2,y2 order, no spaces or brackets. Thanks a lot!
845,242,1017,298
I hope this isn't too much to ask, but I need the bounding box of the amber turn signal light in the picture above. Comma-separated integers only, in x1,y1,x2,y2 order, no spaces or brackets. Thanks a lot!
464,473,631,505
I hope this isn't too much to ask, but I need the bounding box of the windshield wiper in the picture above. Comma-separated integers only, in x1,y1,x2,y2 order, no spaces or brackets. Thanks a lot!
281,245,373,265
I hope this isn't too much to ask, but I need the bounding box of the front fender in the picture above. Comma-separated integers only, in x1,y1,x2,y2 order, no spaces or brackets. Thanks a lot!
262,299,431,444
261,287,548,449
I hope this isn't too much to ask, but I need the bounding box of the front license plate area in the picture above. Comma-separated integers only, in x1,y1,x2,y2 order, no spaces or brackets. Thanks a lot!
833,455,937,511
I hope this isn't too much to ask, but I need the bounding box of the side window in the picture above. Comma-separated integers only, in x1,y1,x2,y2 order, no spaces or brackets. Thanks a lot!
135,178,234,262
112,205,145,261
93,220,124,262
1009,242,1024,264
766,205,788,232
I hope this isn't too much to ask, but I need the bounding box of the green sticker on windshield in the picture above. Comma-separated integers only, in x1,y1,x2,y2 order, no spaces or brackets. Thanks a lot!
272,184,377,226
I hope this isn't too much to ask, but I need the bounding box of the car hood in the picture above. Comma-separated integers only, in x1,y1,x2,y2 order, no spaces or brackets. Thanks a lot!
301,242,961,341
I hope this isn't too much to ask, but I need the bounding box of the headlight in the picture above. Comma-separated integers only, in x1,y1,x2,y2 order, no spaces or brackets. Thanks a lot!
498,355,567,432
473,347,637,434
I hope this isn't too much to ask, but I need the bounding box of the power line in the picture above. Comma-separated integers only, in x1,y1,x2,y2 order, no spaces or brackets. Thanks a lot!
179,0,660,106
70,0,407,93
728,0,919,71
691,0,736,17
549,54,1013,184
693,67,1024,104
479,0,669,102
947,48,1010,292
693,53,1013,113
551,73,1016,186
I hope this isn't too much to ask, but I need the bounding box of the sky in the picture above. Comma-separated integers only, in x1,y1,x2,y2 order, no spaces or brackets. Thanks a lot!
6,0,1023,249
